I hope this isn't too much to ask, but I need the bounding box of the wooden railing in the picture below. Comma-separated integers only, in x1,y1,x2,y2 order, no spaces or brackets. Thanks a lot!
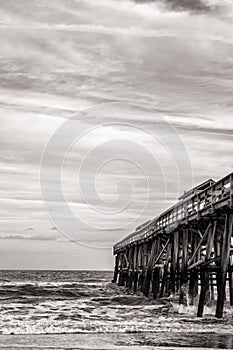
114,172,233,253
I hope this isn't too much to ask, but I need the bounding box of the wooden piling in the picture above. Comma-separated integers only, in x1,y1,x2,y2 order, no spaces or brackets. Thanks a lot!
216,213,233,318
229,265,233,306
152,267,160,299
181,227,189,285
118,253,125,286
133,245,139,293
144,239,156,296
197,268,209,317
189,233,199,304
112,254,119,283
170,231,179,295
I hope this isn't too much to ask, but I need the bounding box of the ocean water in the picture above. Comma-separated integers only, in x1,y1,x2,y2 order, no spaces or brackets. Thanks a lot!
0,271,233,349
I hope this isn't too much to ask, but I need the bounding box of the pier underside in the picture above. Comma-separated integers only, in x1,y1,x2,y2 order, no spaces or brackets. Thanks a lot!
113,173,233,318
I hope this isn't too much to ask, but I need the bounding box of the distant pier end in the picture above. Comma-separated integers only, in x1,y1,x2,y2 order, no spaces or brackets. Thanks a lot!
112,172,233,318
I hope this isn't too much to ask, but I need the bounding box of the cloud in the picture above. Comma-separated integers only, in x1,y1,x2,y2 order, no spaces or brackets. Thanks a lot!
0,233,59,241
0,0,232,268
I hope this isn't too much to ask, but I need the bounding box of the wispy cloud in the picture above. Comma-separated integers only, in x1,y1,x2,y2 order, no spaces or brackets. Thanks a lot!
0,0,232,268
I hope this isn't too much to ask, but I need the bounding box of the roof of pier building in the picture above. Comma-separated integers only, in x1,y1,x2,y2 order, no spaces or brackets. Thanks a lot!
178,178,215,201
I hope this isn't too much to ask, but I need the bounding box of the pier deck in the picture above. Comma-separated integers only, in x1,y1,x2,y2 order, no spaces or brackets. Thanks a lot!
112,172,233,318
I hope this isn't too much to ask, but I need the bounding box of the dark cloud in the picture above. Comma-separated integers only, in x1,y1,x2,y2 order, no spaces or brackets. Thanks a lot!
134,0,227,15
163,0,217,13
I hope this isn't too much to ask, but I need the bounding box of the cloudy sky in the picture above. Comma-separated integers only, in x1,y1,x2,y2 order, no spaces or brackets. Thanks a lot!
0,0,232,269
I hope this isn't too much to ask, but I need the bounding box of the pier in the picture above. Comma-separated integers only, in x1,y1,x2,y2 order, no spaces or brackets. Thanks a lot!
112,172,233,318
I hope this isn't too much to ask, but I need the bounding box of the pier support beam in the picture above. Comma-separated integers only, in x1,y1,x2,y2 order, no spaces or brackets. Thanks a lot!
189,234,199,304
170,231,179,295
112,254,119,283
215,213,233,318
144,239,158,297
197,221,216,317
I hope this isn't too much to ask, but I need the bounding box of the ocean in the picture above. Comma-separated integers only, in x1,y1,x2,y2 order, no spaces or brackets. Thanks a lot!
0,270,233,350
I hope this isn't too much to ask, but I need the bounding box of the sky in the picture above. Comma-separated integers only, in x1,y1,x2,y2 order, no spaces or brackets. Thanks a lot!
0,0,233,270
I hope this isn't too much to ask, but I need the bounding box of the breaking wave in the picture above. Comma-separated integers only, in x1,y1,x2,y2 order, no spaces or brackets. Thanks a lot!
0,270,233,341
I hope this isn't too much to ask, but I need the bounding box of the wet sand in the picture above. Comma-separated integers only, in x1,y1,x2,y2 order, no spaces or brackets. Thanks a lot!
0,333,233,350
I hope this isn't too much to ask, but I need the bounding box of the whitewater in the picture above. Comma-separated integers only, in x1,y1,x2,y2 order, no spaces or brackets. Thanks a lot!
0,270,233,349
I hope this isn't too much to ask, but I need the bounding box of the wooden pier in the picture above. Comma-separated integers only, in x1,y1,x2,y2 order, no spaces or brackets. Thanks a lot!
112,172,233,318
